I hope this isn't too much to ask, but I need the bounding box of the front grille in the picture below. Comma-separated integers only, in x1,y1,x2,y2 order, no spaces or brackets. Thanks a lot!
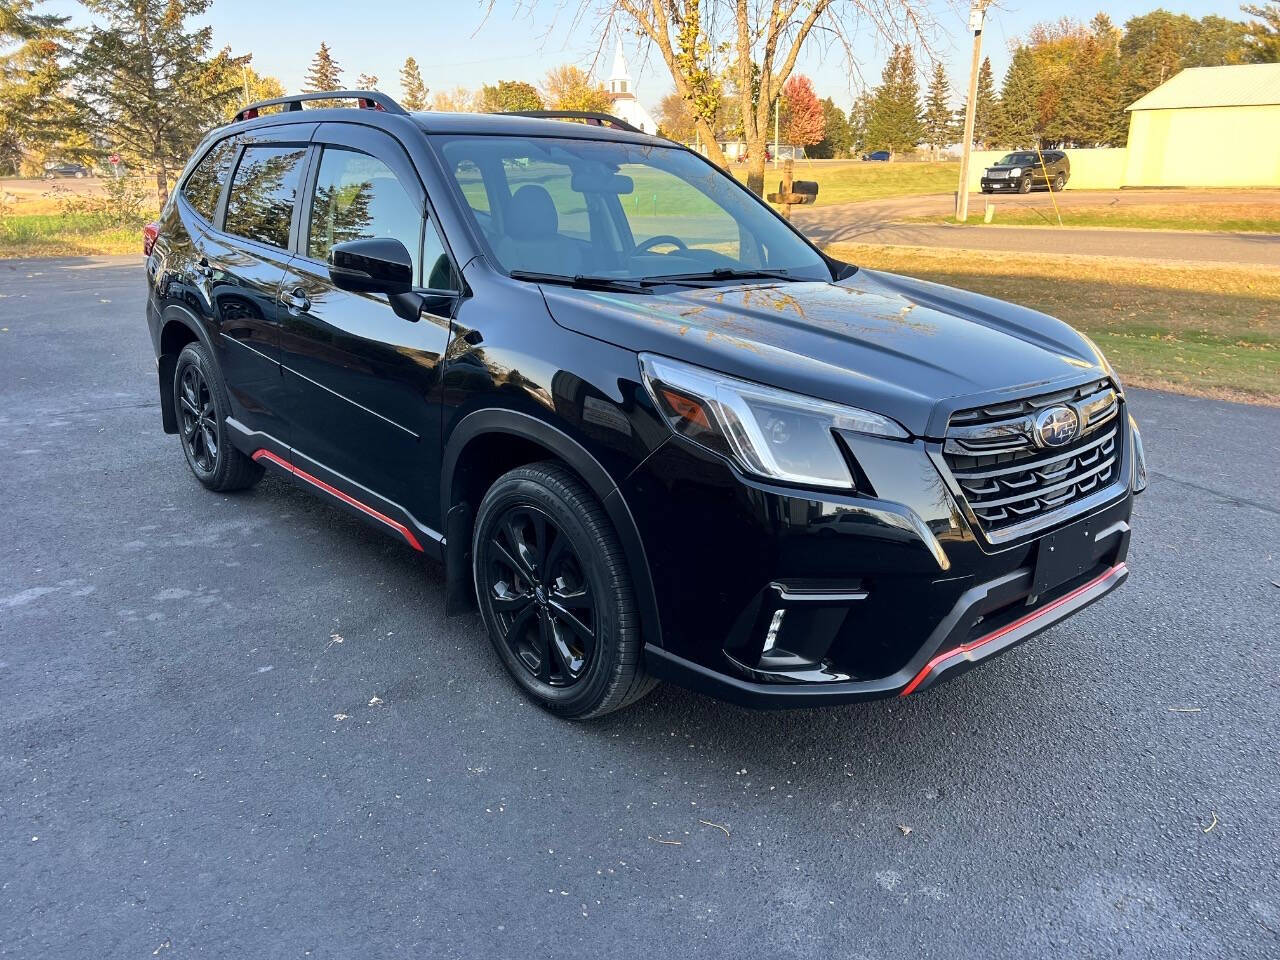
942,380,1122,536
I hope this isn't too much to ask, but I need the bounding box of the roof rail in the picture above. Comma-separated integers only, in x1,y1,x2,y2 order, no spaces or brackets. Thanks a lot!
501,110,645,134
233,91,407,123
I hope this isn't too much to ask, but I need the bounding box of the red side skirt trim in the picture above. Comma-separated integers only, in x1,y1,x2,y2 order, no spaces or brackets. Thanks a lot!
251,449,424,553
900,562,1127,696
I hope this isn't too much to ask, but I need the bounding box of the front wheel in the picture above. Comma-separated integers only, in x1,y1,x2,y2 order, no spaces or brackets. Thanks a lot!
1018,176,1032,194
473,462,657,719
173,341,263,492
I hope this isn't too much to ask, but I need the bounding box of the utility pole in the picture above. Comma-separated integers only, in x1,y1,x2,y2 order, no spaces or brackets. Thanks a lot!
955,1,988,223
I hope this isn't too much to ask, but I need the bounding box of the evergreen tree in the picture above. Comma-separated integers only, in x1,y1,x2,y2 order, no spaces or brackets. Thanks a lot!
399,57,428,110
479,80,543,114
994,46,1042,148
921,62,955,158
808,98,851,158
972,57,997,149
848,93,872,155
0,0,78,174
866,45,923,157
75,0,245,201
355,72,379,91
1243,2,1280,62
303,42,342,106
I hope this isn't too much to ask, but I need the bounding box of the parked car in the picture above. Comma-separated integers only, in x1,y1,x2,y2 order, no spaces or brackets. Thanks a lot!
143,92,1143,718
43,162,91,179
981,150,1070,194
862,150,891,161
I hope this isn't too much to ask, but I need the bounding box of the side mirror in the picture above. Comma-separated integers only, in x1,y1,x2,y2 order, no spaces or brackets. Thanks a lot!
329,238,413,295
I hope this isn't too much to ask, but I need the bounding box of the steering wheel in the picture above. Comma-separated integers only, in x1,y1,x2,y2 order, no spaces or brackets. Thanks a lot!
634,235,688,256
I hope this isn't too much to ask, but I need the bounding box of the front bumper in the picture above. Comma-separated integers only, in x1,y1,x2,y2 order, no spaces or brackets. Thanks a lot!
623,415,1137,707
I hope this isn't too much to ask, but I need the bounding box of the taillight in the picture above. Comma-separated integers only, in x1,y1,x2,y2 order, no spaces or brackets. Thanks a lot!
143,221,159,256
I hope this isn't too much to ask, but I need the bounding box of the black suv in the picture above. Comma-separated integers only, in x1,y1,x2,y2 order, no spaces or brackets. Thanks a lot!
981,150,1070,194
144,92,1144,718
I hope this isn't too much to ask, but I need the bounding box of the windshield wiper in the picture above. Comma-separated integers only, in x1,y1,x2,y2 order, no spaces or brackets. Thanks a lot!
508,270,654,294
647,267,799,286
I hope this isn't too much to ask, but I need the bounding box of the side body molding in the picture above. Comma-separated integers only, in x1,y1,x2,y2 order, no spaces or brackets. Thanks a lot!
442,408,663,649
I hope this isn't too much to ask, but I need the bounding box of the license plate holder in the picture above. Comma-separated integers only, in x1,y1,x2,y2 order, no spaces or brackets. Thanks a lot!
1032,519,1098,597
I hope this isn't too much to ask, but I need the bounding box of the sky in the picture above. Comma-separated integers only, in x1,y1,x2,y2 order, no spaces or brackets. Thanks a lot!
44,0,1242,109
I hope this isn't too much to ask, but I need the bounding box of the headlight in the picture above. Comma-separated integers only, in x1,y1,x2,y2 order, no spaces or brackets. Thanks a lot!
639,354,908,489
1010,166,1022,177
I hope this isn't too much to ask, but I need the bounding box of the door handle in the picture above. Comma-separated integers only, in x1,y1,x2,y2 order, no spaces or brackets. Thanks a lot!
280,287,310,312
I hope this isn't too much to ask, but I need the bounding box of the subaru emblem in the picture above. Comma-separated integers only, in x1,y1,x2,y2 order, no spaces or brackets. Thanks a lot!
1034,405,1080,448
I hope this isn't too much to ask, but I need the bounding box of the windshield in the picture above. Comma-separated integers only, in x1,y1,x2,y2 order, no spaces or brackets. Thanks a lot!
997,153,1037,166
433,135,831,283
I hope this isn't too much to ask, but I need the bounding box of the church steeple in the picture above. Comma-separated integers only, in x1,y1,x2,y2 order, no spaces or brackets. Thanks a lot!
608,37,632,97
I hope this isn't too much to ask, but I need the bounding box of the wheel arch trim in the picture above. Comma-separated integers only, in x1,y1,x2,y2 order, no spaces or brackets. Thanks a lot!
157,304,221,435
442,409,663,649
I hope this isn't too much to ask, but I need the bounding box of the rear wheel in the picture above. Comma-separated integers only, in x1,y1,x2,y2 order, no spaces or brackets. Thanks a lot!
174,341,263,492
1053,172,1066,191
473,462,657,718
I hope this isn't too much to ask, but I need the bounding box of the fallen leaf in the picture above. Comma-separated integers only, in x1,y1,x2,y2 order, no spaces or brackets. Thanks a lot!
368,696,383,706
333,713,348,721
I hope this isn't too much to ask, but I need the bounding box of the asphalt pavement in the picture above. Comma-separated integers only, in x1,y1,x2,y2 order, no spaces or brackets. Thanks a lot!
2,257,1278,959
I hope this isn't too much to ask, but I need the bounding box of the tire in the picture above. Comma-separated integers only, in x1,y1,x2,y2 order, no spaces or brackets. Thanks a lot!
473,462,657,719
1053,172,1066,191
1018,176,1032,194
173,341,263,492
75,171,85,179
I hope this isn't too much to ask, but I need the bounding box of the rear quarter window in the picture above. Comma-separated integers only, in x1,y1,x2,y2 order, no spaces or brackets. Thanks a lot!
181,139,237,223
223,145,308,249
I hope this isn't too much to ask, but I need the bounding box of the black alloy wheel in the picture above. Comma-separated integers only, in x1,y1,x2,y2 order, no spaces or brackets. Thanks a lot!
473,462,656,718
173,341,263,492
178,362,218,475
486,504,596,686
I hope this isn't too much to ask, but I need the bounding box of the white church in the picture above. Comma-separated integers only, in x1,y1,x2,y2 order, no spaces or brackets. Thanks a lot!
603,39,658,135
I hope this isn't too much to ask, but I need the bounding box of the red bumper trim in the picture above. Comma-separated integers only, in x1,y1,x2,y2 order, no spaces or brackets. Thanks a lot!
251,449,424,553
900,562,1128,697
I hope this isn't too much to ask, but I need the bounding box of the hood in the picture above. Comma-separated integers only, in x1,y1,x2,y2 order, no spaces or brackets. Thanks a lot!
540,270,1106,438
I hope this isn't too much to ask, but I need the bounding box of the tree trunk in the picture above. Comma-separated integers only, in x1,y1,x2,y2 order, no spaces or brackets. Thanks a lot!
695,118,728,169
155,158,169,205
745,132,767,196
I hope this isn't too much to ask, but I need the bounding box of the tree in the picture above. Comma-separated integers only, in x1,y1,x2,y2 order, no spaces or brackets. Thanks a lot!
542,64,611,112
75,0,246,201
214,64,284,122
972,57,997,148
400,57,428,110
479,80,543,113
589,0,929,195
303,42,342,106
356,72,379,91
994,45,1041,148
921,61,954,158
430,86,478,112
847,92,872,154
657,91,696,141
0,0,79,174
780,74,824,147
808,97,850,158
1244,2,1280,62
866,44,923,157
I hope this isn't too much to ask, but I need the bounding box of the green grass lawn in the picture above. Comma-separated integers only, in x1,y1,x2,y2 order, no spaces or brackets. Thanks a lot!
0,212,141,257
737,160,959,206
825,241,1279,405
920,202,1280,233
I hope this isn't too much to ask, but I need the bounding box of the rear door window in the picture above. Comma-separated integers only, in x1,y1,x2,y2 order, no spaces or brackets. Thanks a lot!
307,148,422,277
182,139,237,223
223,145,308,249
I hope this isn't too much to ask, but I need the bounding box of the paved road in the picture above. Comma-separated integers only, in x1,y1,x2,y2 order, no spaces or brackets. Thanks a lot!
3,257,1279,959
795,189,1280,267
